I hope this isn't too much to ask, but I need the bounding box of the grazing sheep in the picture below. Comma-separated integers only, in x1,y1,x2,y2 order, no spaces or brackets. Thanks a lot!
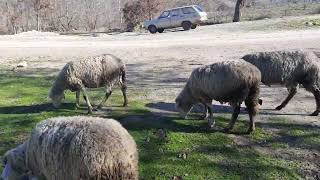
242,50,320,116
175,61,261,133
49,54,128,114
1,116,138,180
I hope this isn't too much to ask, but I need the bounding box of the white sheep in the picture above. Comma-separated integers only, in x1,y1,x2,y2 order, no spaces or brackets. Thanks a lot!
175,61,261,133
1,116,138,180
242,50,320,116
49,54,128,114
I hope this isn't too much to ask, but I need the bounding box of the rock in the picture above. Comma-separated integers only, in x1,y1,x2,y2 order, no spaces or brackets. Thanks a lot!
306,21,314,26
17,61,27,68
172,176,183,180
155,129,167,140
178,153,188,159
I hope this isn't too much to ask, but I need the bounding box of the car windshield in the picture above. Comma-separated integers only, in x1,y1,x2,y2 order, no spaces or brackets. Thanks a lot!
194,5,204,12
159,11,170,18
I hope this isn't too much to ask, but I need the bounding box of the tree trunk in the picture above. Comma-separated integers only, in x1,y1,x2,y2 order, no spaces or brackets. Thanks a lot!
233,0,246,22
37,12,40,31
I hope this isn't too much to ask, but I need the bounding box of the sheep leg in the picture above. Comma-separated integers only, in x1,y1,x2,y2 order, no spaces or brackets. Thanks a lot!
245,85,260,133
75,90,80,108
224,103,241,133
200,103,209,120
310,89,320,116
121,83,128,107
80,87,93,114
205,104,215,129
247,110,256,133
245,100,259,133
275,87,297,110
97,87,112,109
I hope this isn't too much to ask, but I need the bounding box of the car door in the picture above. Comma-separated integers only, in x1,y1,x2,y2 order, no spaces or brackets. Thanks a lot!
156,11,171,28
181,7,197,23
169,9,182,27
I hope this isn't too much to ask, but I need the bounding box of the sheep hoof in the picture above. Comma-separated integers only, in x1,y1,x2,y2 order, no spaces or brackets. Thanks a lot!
87,109,93,114
123,103,128,107
258,99,263,106
275,105,283,111
310,111,319,116
200,115,208,120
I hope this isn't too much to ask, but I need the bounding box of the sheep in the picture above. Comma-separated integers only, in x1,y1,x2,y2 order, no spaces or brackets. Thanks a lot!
175,61,261,133
1,116,139,180
242,50,320,116
49,54,128,114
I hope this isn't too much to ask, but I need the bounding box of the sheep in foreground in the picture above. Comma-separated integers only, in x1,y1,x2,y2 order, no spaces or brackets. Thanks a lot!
242,50,320,116
49,54,128,114
175,61,261,133
1,116,138,180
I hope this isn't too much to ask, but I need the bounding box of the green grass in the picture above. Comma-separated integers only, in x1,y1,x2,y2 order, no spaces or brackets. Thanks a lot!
0,72,319,179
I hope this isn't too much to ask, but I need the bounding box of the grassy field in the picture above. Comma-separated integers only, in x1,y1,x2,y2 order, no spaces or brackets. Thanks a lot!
0,70,319,179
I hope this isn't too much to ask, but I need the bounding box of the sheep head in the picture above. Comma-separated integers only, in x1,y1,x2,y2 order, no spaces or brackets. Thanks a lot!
1,143,28,180
49,93,65,108
175,87,194,118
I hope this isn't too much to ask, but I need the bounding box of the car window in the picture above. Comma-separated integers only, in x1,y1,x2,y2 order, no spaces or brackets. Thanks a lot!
159,11,170,18
170,9,180,17
182,7,196,14
194,6,204,12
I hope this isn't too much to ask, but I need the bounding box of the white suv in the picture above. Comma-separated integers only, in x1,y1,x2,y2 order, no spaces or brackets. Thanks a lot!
144,5,208,34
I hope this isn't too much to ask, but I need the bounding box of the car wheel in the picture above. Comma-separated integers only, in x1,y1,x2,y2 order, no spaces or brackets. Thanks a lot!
157,28,164,33
148,25,157,34
182,21,192,31
191,24,197,29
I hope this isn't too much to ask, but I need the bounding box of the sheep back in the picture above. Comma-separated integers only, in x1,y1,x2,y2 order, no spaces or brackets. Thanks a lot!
26,116,138,180
242,50,320,87
52,54,125,93
185,61,261,104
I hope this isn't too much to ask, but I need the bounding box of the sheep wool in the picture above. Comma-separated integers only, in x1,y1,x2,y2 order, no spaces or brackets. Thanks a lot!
2,116,139,180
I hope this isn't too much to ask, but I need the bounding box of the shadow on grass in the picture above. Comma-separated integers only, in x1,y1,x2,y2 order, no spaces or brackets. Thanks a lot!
256,121,320,151
147,102,312,117
146,102,247,114
259,109,310,116
0,103,75,114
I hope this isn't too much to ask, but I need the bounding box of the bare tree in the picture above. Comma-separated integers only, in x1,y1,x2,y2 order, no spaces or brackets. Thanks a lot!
122,1,143,31
3,1,24,34
141,0,163,20
233,0,246,22
29,0,51,31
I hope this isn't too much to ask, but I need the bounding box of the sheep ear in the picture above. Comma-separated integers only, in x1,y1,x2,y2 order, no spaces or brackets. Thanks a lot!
1,164,12,179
